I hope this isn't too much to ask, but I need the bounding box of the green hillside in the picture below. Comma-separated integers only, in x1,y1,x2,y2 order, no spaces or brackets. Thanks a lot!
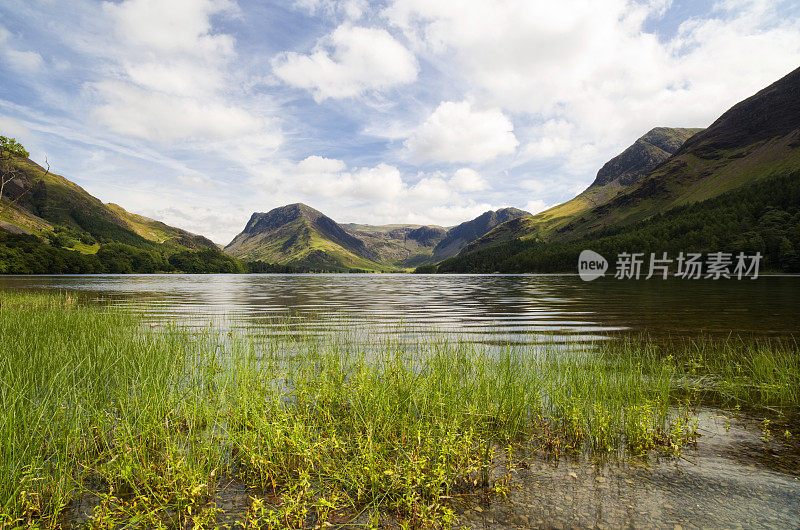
436,169,800,274
433,66,800,273
224,204,537,271
225,203,389,271
0,144,241,274
462,127,702,254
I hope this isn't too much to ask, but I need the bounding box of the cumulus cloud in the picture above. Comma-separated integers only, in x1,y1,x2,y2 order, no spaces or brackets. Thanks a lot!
272,24,418,100
291,156,405,201
85,0,281,160
449,168,489,192
387,0,800,172
404,101,518,163
245,156,501,229
523,199,552,214
522,119,575,160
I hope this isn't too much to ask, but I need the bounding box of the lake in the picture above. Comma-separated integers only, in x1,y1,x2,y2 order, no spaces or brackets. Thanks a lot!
1,273,798,343
2,273,799,528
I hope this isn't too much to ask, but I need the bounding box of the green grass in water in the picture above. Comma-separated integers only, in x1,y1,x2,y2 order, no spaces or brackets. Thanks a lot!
0,292,797,528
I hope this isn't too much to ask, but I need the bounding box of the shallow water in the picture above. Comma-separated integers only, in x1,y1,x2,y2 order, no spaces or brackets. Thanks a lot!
457,411,800,529
1,274,798,343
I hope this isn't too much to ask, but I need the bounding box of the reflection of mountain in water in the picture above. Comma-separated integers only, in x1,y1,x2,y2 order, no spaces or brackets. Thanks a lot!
0,274,798,344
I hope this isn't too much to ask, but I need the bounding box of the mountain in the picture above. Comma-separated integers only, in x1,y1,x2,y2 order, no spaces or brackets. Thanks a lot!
0,155,216,251
461,127,701,254
563,65,800,235
434,66,800,273
106,203,216,250
0,151,244,274
224,205,533,271
342,223,447,267
224,203,385,271
432,207,530,260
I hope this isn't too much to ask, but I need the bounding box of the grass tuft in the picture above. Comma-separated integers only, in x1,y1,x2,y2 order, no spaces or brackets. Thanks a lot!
0,292,796,527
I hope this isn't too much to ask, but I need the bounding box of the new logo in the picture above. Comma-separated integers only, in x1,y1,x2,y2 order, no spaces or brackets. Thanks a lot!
578,250,608,281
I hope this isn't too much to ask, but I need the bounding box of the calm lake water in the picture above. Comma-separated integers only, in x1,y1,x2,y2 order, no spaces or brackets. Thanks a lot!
1,273,798,342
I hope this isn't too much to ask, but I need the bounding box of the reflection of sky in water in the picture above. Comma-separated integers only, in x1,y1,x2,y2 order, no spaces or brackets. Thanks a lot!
0,274,798,344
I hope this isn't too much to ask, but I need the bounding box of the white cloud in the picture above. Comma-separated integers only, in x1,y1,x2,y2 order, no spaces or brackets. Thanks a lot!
404,101,518,163
522,119,575,160
84,0,281,161
387,0,800,173
296,155,347,174
0,26,44,74
177,174,216,189
409,176,451,202
0,115,32,141
523,199,551,214
291,156,405,201
294,0,367,20
449,168,489,192
406,202,495,227
272,24,418,100
90,81,271,143
245,157,503,230
103,0,237,59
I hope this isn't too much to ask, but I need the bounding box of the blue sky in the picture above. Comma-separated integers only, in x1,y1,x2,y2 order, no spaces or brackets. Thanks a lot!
1,0,799,243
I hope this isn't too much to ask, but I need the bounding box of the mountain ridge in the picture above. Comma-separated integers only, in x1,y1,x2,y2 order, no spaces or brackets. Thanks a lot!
224,204,532,270
1,155,216,251
434,66,800,273
461,126,702,255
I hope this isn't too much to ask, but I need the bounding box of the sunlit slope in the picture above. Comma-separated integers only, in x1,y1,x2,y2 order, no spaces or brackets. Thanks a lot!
225,203,537,270
564,66,800,235
225,203,388,270
458,66,800,263
106,203,216,250
463,127,702,254
1,155,217,251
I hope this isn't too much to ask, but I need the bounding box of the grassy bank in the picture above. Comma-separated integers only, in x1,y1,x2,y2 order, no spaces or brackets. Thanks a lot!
0,293,797,528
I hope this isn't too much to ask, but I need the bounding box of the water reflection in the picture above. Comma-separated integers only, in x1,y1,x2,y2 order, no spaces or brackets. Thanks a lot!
1,274,798,343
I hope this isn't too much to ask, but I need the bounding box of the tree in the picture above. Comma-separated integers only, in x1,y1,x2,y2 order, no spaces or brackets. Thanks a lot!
0,136,48,215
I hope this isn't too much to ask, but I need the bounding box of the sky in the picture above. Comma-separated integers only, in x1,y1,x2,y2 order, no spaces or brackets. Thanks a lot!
0,0,799,244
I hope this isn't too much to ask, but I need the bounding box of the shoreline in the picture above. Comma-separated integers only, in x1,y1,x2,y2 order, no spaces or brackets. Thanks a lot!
1,292,797,528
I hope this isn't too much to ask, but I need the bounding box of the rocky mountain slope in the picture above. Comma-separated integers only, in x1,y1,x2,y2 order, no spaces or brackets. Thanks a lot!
225,204,531,271
435,66,800,273
462,127,701,254
432,207,530,260
342,223,447,268
224,203,383,271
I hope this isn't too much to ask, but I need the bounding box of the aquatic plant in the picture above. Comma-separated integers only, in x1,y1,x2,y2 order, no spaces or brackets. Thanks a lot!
0,292,796,527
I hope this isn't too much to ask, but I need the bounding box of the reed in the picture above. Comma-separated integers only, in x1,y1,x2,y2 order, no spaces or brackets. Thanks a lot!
0,292,795,528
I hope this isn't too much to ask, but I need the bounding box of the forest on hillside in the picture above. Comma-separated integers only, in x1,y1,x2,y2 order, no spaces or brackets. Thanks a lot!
433,170,800,274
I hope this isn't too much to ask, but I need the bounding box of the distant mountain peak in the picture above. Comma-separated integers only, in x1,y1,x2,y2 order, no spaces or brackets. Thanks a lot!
431,207,530,260
241,203,325,234
590,127,702,188
225,203,379,268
